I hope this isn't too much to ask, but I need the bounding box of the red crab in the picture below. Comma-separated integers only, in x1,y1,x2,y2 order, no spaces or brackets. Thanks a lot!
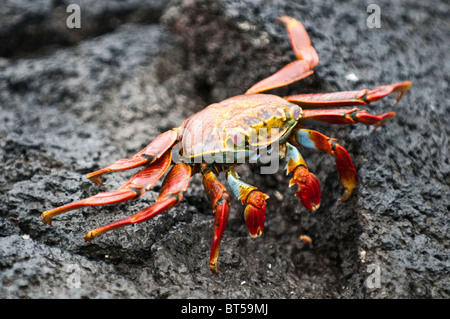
42,17,411,273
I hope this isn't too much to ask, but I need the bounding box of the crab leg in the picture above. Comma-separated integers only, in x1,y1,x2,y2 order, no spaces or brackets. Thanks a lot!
246,16,319,94
87,129,178,185
285,81,411,108
84,162,192,241
226,169,269,237
300,108,396,129
202,169,231,274
290,129,357,201
41,151,172,225
284,143,321,211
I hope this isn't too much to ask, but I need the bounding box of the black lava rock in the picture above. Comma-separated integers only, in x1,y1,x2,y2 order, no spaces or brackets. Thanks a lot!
1,0,448,299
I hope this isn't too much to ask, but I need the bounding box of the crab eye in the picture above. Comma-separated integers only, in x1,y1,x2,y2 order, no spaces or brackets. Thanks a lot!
231,131,243,145
226,129,246,149
291,105,301,120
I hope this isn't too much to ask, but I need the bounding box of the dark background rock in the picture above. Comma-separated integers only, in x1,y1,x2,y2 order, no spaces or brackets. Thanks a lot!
0,0,169,58
0,0,448,299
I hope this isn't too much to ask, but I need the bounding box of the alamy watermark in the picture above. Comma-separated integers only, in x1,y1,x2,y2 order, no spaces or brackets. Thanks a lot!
366,263,381,289
171,119,282,174
66,264,81,288
66,4,381,30
66,4,81,29
367,4,381,29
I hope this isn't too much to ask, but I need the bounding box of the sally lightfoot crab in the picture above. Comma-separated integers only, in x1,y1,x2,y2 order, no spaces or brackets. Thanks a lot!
42,17,411,273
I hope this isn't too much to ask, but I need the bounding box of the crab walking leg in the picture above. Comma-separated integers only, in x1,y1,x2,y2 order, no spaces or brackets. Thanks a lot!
202,169,231,273
84,163,192,241
299,108,396,129
41,151,172,225
278,16,319,66
246,16,319,94
284,143,321,211
226,169,269,237
285,81,412,108
290,129,357,201
87,129,178,185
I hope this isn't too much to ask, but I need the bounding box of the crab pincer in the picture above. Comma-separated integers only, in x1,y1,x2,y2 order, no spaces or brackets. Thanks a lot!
290,166,321,211
243,190,269,237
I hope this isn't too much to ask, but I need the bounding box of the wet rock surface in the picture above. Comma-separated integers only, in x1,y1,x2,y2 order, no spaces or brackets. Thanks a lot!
1,0,448,298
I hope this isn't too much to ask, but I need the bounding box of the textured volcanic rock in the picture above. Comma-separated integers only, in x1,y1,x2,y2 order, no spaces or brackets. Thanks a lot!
0,0,169,57
1,0,449,299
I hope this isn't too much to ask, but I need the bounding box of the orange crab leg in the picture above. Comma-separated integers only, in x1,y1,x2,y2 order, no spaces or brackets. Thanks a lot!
84,162,192,241
284,143,321,211
41,151,172,225
87,129,178,185
202,169,231,274
246,60,314,95
285,81,411,108
290,129,357,201
279,16,319,66
226,170,268,237
246,16,319,94
300,108,396,129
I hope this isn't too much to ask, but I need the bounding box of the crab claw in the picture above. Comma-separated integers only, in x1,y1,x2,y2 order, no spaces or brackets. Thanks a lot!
334,144,357,201
244,191,268,238
289,166,321,211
